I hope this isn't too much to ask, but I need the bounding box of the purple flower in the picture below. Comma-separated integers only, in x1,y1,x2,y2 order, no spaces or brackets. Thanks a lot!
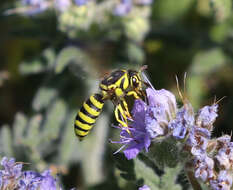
194,154,214,182
0,157,67,190
210,170,232,190
146,88,177,121
145,106,165,138
169,105,194,140
114,0,132,16
139,184,151,190
196,104,218,130
0,157,22,188
217,135,231,149
186,127,210,156
111,87,178,159
40,170,57,190
216,143,233,170
112,99,151,160
18,171,42,190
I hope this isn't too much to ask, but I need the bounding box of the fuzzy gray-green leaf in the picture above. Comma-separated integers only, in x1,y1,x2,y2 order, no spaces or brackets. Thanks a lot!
0,125,13,157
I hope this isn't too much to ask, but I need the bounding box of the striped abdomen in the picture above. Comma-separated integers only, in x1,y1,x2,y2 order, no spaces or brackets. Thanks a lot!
74,93,104,141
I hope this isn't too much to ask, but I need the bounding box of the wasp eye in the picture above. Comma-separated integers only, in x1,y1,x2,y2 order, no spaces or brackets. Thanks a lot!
132,76,139,87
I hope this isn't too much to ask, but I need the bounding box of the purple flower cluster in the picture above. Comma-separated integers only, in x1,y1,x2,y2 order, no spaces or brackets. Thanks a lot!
112,84,233,190
112,87,176,159
0,157,65,190
17,0,154,15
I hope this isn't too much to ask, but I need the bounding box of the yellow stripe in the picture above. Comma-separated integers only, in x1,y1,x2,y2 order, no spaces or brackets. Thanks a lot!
100,84,108,90
123,76,129,90
75,120,93,130
90,95,104,109
83,102,100,116
78,111,95,124
116,73,127,87
75,128,90,136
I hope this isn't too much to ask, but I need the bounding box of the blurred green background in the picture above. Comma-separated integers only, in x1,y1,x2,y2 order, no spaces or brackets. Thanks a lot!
0,0,233,189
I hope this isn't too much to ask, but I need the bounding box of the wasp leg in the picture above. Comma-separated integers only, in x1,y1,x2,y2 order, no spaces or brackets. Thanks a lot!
114,104,131,134
126,90,140,99
122,99,132,119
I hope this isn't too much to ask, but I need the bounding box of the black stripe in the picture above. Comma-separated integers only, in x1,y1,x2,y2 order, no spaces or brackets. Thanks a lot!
86,98,101,112
80,106,98,119
120,77,125,90
76,114,94,125
76,134,86,139
74,124,89,132
93,93,104,103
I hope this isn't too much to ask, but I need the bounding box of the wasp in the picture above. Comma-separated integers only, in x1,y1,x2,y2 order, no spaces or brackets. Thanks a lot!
74,66,148,141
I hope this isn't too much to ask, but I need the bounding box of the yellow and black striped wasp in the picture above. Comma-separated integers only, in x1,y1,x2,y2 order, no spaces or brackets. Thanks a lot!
74,66,148,141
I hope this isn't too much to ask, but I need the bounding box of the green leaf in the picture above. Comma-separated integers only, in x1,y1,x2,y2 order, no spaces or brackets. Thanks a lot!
55,46,90,74
160,167,182,190
147,138,179,169
190,48,226,75
59,111,80,163
23,114,42,147
32,86,58,111
19,48,55,75
41,99,67,140
0,125,13,157
153,0,195,21
210,0,232,23
134,158,160,190
13,112,28,145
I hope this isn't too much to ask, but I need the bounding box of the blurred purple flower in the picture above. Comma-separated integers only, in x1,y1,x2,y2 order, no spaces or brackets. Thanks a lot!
18,171,42,190
40,170,57,190
54,0,71,11
22,0,44,6
0,157,67,190
21,0,49,15
75,0,88,6
136,0,153,5
139,184,151,190
0,157,22,188
114,0,132,16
